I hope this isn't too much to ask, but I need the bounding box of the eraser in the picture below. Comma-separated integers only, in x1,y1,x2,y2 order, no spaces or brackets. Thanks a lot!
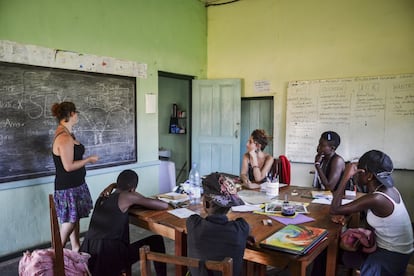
262,219,273,226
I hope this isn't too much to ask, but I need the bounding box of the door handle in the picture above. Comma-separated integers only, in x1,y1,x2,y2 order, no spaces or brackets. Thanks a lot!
234,129,238,139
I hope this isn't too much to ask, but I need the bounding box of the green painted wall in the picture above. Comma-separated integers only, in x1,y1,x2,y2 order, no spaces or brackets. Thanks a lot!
0,0,206,257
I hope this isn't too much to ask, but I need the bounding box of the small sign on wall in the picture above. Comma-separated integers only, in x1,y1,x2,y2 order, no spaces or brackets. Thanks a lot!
254,80,271,93
145,93,157,113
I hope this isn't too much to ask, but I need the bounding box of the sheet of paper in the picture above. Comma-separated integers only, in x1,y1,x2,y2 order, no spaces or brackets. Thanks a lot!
312,198,354,205
167,208,197,219
231,204,262,212
269,213,315,225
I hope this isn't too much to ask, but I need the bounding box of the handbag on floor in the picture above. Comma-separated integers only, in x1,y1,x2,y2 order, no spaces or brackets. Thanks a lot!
18,248,91,276
340,227,376,253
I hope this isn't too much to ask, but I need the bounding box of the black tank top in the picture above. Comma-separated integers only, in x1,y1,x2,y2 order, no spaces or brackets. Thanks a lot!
53,142,86,190
84,193,129,243
317,153,345,190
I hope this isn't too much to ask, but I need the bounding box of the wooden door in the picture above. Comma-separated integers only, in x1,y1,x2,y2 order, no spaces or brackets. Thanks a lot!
240,97,274,168
191,79,241,176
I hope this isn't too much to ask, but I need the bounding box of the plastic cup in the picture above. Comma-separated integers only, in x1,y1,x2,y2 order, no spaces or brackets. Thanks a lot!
266,181,279,197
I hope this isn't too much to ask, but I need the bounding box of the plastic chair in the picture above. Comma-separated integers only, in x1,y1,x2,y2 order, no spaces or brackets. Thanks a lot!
49,194,65,276
139,245,233,276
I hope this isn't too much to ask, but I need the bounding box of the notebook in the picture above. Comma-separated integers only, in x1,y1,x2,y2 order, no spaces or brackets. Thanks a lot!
259,224,328,255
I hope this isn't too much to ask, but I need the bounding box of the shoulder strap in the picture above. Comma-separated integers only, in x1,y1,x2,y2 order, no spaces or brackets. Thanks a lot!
373,190,399,204
53,131,67,146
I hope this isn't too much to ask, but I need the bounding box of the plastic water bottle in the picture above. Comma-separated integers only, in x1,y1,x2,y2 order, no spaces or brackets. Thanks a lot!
188,162,201,205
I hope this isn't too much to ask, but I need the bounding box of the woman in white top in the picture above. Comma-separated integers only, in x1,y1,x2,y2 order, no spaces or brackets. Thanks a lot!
330,150,413,275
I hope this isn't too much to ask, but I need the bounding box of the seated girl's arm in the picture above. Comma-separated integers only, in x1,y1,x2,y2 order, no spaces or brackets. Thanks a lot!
330,163,377,217
129,192,169,210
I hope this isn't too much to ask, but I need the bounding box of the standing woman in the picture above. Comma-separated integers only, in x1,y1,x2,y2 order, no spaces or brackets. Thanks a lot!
330,150,413,275
240,129,274,189
51,101,99,252
314,131,345,191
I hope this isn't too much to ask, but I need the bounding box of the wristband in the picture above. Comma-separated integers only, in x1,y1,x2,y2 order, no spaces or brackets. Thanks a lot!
315,162,321,166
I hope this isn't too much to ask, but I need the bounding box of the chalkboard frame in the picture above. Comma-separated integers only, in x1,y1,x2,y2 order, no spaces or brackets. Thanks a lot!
0,61,137,183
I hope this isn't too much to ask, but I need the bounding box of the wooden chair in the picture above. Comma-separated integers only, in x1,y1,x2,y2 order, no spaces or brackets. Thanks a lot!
269,155,291,185
49,194,65,276
139,245,233,276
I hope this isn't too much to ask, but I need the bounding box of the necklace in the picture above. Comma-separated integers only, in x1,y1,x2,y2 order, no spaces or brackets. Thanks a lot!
59,124,76,140
374,184,384,192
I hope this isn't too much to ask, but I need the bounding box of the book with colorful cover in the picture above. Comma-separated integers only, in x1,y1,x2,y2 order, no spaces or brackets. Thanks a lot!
259,224,328,255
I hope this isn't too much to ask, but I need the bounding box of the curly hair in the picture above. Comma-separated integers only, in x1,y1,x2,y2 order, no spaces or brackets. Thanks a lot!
51,101,77,122
251,129,269,151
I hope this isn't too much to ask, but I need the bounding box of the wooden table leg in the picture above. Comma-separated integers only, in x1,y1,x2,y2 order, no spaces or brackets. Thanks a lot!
326,233,339,276
243,260,266,276
289,260,307,276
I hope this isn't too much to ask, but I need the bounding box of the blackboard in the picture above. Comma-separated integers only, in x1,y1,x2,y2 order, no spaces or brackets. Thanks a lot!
286,74,414,170
0,61,137,183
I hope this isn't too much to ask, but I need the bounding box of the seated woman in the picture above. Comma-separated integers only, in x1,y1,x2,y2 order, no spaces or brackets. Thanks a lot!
313,131,345,191
186,173,251,276
80,170,169,276
240,129,274,189
330,150,413,275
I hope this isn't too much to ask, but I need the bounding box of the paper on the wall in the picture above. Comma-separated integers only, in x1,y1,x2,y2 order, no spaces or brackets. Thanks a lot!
145,93,157,113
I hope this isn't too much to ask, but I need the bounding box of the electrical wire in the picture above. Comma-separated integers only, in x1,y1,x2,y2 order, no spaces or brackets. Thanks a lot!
199,0,241,8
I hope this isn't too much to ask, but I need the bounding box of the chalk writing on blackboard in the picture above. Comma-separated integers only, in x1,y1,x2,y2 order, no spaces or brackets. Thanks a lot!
0,61,137,183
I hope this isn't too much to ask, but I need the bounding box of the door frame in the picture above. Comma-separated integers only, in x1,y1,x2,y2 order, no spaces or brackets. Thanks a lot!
158,71,194,180
240,96,274,167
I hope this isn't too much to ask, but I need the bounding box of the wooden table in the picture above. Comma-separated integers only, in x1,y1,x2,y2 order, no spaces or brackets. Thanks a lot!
129,186,344,276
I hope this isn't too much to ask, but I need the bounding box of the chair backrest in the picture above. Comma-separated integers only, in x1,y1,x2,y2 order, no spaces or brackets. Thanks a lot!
269,155,291,185
139,245,233,276
49,194,65,276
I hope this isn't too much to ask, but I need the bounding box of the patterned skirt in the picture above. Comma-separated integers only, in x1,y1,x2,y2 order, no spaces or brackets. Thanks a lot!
54,183,93,224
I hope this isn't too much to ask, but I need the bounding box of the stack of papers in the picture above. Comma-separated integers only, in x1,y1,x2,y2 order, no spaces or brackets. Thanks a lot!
311,190,333,200
238,190,273,204
158,192,189,200
157,192,190,208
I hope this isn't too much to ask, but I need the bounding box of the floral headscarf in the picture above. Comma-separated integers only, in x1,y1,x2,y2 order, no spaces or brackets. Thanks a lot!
202,173,244,207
